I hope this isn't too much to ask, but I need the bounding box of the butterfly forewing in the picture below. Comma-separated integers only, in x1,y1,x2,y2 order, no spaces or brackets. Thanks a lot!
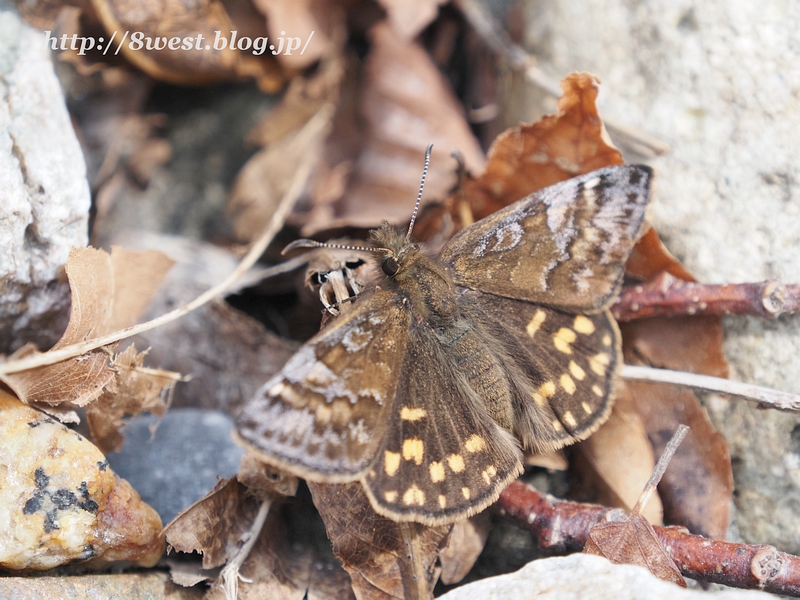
362,326,524,525
235,290,411,481
439,165,652,312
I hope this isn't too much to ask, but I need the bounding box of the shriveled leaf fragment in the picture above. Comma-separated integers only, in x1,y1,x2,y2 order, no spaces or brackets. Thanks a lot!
624,226,696,283
164,478,257,570
0,390,163,570
572,384,663,525
447,72,622,224
1,246,174,408
439,513,491,585
308,481,452,600
584,426,688,588
85,345,179,452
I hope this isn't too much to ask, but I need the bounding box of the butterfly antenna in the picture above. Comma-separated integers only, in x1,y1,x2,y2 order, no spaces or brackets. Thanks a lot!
282,239,390,255
405,143,433,241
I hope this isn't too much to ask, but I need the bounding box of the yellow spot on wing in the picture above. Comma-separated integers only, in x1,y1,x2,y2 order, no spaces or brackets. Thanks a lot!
562,411,577,428
461,487,471,500
384,490,398,503
602,334,612,346
552,419,564,432
400,406,427,421
589,352,610,376
403,485,425,506
482,465,497,484
569,361,586,380
465,434,487,453
402,438,424,465
553,328,577,354
560,374,576,395
540,381,556,398
573,315,596,335
439,495,447,509
582,401,594,414
384,451,401,476
447,454,465,473
526,309,547,337
592,384,603,396
429,461,445,483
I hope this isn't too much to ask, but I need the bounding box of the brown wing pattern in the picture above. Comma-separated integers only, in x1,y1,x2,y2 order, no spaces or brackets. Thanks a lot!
460,290,621,453
362,325,524,525
439,165,652,312
235,290,411,481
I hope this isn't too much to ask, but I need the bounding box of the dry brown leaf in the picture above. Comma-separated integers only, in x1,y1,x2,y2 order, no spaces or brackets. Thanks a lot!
572,384,663,525
307,481,452,600
164,477,258,570
1,246,174,408
622,316,733,539
624,226,696,283
301,20,486,234
85,345,177,452
446,72,623,224
377,0,448,40
438,513,490,585
619,225,732,539
252,0,341,69
227,59,342,243
583,427,688,588
88,0,283,91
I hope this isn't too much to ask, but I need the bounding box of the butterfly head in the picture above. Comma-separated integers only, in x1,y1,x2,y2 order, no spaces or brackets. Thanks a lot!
369,222,419,278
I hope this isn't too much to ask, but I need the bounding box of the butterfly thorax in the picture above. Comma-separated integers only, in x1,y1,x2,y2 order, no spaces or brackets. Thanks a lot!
370,223,460,325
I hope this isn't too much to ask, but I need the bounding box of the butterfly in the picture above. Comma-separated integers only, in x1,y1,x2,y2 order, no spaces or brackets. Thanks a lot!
235,147,652,525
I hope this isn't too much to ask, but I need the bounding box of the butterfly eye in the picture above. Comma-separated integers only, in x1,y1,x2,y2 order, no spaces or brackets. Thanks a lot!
382,256,400,276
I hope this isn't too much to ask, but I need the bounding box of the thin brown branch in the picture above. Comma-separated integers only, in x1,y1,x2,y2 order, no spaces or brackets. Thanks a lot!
497,480,800,596
612,272,800,321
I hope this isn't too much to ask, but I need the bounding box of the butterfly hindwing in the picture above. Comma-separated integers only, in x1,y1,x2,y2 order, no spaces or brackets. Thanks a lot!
235,290,411,481
439,165,652,311
459,290,621,453
362,323,524,525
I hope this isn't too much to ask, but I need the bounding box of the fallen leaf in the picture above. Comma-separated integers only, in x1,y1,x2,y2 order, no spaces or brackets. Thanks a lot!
446,72,623,224
571,384,663,525
439,513,491,585
377,0,448,40
308,481,452,599
1,246,174,408
583,426,688,588
301,20,486,234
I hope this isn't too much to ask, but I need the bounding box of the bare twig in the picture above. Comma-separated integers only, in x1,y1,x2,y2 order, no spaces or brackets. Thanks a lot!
454,0,670,158
613,273,800,321
621,365,800,411
631,425,688,516
497,480,800,596
219,499,272,600
0,104,335,377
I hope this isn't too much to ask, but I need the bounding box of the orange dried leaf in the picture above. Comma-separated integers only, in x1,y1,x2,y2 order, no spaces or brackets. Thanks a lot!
451,72,623,222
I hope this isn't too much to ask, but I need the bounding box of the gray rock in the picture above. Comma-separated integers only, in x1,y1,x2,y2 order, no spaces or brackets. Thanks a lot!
508,0,800,553
106,409,244,524
0,1,90,352
439,554,773,599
